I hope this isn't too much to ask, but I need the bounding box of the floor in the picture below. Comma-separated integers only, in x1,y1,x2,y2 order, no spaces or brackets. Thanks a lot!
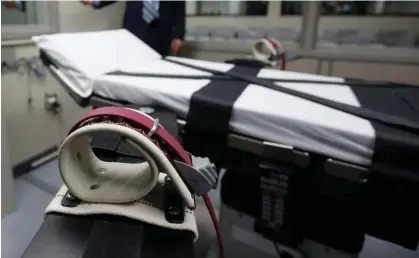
1,160,418,258
1,159,220,258
1,161,61,258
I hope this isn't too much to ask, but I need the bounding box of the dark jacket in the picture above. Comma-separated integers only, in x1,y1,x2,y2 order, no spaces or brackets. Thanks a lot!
93,1,186,55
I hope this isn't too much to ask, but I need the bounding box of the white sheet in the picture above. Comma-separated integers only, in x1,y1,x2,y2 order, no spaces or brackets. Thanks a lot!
33,29,161,98
34,29,375,167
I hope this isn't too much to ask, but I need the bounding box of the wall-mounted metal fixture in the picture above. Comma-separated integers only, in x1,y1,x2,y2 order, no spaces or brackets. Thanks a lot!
44,93,62,114
2,56,47,104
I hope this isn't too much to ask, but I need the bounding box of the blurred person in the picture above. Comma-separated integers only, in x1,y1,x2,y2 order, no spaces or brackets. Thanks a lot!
2,0,24,11
322,1,342,14
82,0,185,56
2,1,16,9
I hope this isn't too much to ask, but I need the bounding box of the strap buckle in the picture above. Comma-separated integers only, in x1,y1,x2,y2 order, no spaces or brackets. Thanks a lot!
174,155,218,196
147,118,160,137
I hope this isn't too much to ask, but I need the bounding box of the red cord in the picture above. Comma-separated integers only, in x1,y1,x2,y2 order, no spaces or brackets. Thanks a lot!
202,193,225,258
265,37,287,70
280,55,286,70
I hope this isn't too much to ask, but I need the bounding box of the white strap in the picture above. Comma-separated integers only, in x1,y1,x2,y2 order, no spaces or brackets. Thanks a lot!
45,174,199,242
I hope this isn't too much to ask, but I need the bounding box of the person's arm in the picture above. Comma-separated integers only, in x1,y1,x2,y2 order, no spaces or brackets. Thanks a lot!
2,1,15,9
81,0,116,9
2,0,25,11
169,0,186,54
171,0,186,40
15,0,24,10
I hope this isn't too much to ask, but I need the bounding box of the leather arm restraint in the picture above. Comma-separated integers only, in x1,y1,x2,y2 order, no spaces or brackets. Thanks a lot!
55,107,225,258
252,37,287,70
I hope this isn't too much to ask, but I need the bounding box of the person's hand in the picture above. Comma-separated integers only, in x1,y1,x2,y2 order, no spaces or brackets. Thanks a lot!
2,1,17,9
170,39,184,55
80,0,94,6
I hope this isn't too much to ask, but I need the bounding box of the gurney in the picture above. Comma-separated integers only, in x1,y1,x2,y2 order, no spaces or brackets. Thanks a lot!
33,29,419,257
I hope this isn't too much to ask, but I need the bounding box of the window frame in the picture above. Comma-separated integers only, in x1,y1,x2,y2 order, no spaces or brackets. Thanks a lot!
279,1,419,17
1,1,59,41
186,0,269,17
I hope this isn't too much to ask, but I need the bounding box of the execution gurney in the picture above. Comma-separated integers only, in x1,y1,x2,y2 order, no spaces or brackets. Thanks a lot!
33,29,419,257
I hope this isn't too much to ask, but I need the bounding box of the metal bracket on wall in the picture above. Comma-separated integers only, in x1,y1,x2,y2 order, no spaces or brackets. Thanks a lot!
316,59,334,76
45,93,62,114
1,47,17,71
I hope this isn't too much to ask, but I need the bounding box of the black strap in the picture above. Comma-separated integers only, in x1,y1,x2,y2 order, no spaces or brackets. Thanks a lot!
140,224,195,258
183,65,261,158
400,94,419,112
165,58,419,135
225,59,268,69
350,86,419,249
81,216,195,258
82,218,144,258
105,70,417,88
351,87,419,175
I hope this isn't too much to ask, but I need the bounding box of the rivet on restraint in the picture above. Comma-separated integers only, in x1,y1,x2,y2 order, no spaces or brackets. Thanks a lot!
359,172,368,183
139,107,155,114
211,164,216,171
167,206,180,216
66,193,76,201
147,118,160,137
164,176,185,223
90,184,100,190
97,168,106,174
62,191,81,207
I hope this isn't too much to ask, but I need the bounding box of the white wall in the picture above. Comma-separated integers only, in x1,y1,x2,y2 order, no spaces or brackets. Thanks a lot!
1,1,45,25
1,4,27,25
2,1,125,166
1,115,16,217
58,1,125,32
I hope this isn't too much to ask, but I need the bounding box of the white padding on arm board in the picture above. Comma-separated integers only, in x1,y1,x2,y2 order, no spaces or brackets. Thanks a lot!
45,173,199,242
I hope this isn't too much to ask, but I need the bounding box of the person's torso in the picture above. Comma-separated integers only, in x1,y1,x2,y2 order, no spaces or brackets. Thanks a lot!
122,1,172,40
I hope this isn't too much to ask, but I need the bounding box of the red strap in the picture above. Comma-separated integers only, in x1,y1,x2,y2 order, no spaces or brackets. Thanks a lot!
265,37,280,49
265,37,286,70
69,107,192,166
